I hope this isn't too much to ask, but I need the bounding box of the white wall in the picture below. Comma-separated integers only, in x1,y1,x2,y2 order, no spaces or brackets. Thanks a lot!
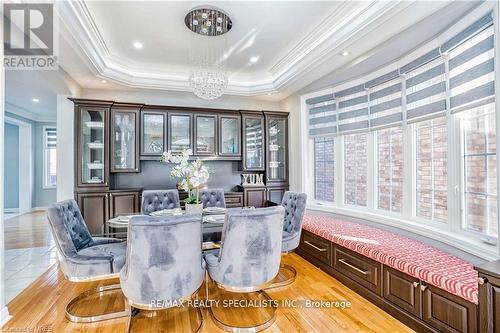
56,95,75,201
280,95,302,192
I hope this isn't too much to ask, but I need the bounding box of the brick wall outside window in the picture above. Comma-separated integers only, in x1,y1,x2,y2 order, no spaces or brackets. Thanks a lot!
461,103,497,237
314,137,335,202
415,116,448,222
377,126,403,213
344,133,367,206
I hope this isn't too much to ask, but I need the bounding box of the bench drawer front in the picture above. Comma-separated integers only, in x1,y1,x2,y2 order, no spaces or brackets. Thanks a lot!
300,231,331,264
423,284,477,333
383,266,422,318
333,246,382,294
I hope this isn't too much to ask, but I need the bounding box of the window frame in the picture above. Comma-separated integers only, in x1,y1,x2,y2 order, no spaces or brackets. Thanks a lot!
458,104,498,238
300,2,500,260
43,126,57,189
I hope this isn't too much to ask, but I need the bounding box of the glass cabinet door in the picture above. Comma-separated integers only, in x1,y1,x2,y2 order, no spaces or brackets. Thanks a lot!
81,109,106,184
169,114,192,152
112,110,137,171
219,116,240,156
195,115,216,155
142,113,165,155
267,117,286,181
244,116,264,170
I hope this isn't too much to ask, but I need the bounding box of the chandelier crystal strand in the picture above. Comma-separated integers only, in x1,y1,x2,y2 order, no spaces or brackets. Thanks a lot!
185,6,231,100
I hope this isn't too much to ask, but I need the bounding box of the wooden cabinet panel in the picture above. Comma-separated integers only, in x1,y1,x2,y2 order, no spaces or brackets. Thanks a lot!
479,274,500,333
76,192,108,235
333,246,382,295
267,186,286,205
109,191,140,218
300,231,331,265
224,192,243,208
423,284,477,333
383,266,422,317
244,187,267,207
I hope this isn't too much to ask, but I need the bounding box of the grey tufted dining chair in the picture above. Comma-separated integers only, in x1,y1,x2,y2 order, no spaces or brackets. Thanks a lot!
141,189,180,214
120,214,205,332
204,206,285,332
46,199,129,323
199,188,226,208
267,191,307,289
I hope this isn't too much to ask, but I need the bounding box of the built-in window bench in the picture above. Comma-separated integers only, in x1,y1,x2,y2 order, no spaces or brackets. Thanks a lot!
296,211,481,333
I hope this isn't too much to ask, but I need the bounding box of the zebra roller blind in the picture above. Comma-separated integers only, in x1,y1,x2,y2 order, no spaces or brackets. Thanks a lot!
306,94,337,137
449,24,495,113
306,12,495,137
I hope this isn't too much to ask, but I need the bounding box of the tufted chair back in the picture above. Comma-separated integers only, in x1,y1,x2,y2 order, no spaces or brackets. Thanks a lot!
120,214,205,309
141,190,180,214
281,192,307,252
47,199,93,256
205,206,285,289
199,188,226,208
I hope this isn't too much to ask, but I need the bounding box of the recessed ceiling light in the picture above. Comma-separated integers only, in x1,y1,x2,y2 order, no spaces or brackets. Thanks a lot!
249,56,260,63
132,41,143,49
32,98,39,103
101,79,107,84
341,50,350,56
267,92,272,96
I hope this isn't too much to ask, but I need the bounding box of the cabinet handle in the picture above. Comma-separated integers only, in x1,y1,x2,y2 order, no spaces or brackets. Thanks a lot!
413,282,419,288
478,277,488,285
304,241,327,252
338,259,368,275
420,285,428,291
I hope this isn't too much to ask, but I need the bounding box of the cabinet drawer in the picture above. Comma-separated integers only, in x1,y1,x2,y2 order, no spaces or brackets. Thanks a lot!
423,284,477,333
383,266,422,318
333,246,382,294
225,193,243,207
300,231,331,265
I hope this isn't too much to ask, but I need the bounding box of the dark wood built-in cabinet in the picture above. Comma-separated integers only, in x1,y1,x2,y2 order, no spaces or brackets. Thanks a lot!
476,260,500,333
71,98,289,229
297,230,479,333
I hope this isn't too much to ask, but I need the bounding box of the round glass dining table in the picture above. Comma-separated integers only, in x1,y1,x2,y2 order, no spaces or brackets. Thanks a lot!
106,208,226,248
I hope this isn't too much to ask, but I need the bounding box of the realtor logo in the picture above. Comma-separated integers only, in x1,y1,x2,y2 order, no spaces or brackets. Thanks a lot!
3,3,58,70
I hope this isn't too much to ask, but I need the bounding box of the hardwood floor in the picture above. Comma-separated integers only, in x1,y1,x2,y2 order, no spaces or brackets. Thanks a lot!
3,253,415,332
4,211,54,250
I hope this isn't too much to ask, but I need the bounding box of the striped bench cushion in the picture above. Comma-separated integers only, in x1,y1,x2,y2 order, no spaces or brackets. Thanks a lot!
303,212,479,304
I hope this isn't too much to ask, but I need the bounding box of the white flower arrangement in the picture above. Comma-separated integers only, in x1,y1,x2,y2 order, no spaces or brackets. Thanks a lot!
160,149,210,204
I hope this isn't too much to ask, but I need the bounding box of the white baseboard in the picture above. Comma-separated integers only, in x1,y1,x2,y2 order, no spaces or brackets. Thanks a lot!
0,306,12,327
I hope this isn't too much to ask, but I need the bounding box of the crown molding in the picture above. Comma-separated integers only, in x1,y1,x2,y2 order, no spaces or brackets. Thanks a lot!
57,0,415,97
5,102,56,123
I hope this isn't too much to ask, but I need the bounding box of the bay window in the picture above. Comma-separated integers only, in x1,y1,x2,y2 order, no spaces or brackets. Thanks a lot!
304,7,498,255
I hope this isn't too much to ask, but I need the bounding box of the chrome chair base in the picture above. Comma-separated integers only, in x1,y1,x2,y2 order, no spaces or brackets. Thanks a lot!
125,304,203,333
65,284,130,323
266,263,297,290
209,290,277,333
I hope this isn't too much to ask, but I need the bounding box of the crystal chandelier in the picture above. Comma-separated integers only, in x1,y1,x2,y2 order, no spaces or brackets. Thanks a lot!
185,6,232,100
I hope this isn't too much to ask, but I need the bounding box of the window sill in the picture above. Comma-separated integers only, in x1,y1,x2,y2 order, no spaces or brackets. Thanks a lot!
307,203,500,261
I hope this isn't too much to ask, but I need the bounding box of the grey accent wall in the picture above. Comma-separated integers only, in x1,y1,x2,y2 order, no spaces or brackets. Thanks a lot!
112,160,242,192
4,122,19,209
34,122,57,207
